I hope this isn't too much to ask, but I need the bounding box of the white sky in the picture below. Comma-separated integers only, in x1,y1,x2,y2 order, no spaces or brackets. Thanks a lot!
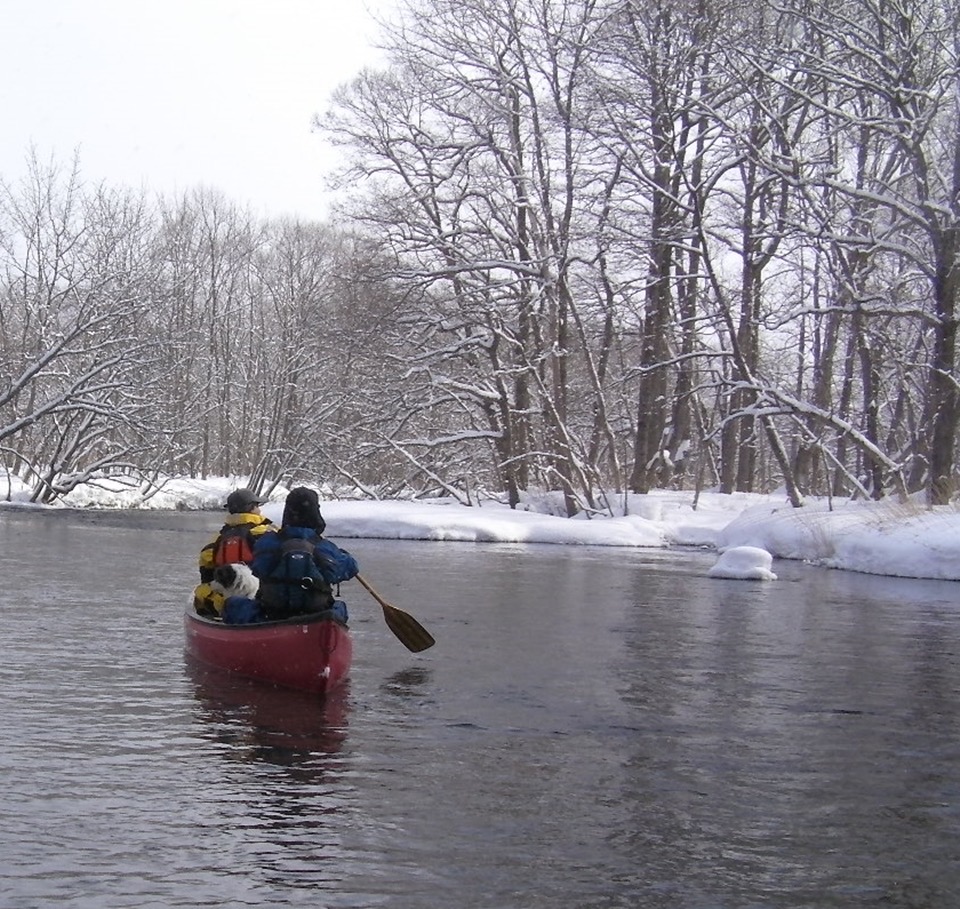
0,0,390,222
4,474,960,583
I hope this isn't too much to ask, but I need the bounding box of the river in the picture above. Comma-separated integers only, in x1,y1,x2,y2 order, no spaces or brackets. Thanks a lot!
1,507,958,908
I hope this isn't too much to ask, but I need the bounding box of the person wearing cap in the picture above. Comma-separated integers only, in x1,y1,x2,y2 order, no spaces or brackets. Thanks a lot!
251,486,359,621
192,487,274,617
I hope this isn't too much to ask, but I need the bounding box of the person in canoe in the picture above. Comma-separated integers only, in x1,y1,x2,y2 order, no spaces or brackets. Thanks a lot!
250,486,359,622
192,487,274,617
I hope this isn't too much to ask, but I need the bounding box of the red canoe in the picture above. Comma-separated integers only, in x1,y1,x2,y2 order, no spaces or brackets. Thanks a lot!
183,609,353,694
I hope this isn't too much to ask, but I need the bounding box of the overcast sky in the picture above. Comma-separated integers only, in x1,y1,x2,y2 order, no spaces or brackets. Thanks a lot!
0,0,390,222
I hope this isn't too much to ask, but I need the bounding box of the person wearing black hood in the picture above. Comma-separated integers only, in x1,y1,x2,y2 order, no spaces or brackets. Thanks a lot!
250,486,359,620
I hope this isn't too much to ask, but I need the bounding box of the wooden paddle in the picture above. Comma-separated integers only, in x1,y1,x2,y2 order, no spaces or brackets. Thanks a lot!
354,573,436,653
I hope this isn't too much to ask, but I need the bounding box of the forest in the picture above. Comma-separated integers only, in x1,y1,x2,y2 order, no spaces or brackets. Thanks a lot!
2,0,959,516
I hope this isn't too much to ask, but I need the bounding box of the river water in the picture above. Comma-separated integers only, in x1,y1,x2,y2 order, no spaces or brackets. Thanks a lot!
0,507,958,908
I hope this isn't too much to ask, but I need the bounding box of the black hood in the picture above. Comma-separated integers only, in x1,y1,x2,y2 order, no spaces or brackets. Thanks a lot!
282,486,326,533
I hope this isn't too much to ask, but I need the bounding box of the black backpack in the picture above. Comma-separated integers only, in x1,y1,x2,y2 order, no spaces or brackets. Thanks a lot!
259,536,333,616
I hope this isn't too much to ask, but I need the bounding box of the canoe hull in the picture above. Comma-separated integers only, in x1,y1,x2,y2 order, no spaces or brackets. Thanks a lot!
183,610,352,694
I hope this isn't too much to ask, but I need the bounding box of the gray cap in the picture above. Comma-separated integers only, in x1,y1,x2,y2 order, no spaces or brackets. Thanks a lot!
225,488,262,513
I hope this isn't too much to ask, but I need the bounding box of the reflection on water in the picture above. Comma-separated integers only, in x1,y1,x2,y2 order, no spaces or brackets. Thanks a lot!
2,511,960,908
185,656,350,772
380,665,433,698
184,657,360,900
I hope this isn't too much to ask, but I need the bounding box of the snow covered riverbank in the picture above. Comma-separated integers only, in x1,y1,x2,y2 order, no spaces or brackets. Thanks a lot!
3,476,959,582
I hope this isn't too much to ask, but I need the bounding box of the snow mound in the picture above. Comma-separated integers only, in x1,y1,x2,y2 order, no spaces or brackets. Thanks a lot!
708,545,777,581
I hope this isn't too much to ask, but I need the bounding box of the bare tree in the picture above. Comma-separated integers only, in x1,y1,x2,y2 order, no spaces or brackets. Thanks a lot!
0,154,158,502
757,0,960,503
322,0,621,512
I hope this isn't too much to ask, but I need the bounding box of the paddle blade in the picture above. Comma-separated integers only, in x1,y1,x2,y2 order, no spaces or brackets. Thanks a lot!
381,603,436,653
354,572,436,653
